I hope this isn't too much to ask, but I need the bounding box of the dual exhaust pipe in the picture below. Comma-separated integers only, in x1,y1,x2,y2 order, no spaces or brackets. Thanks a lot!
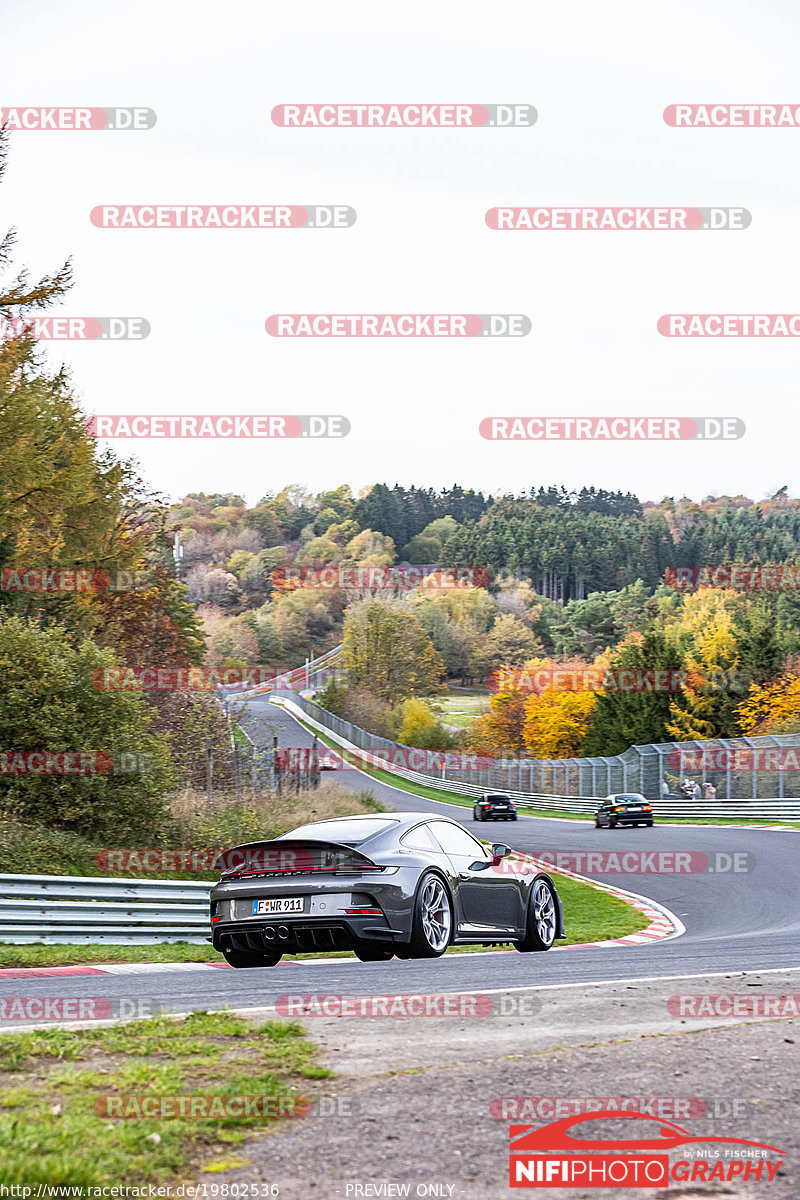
264,925,290,941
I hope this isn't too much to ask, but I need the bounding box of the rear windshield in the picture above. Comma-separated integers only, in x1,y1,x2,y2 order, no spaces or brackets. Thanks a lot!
485,795,511,802
277,818,398,845
612,795,645,805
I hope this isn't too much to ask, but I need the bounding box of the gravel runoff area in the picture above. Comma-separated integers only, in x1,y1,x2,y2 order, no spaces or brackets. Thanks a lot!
196,968,800,1200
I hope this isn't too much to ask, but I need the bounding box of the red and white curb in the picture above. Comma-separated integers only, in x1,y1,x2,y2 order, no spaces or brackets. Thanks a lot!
0,961,232,978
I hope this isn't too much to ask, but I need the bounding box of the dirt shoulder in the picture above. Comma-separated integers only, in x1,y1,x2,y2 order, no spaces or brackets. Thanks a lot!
197,969,800,1199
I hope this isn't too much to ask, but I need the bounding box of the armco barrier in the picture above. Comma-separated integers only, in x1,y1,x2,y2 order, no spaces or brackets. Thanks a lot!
270,695,800,822
0,874,212,944
219,644,343,700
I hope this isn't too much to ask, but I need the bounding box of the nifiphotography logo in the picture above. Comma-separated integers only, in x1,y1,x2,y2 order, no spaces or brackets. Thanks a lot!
508,1111,783,1188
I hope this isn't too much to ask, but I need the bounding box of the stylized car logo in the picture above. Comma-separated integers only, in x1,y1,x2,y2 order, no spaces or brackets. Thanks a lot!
510,1111,783,1154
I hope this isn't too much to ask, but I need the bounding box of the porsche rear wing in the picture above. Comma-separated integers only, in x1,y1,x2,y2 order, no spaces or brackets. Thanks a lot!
216,839,380,881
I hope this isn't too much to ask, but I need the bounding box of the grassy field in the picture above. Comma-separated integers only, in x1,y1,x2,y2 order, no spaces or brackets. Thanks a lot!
424,689,490,729
0,1011,327,1186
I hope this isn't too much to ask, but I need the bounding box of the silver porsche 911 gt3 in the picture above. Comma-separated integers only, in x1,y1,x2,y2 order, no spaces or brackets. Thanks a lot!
210,811,565,967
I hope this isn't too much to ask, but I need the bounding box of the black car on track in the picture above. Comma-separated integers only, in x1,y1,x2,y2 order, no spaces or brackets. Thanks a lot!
210,811,564,967
594,793,654,829
473,792,518,821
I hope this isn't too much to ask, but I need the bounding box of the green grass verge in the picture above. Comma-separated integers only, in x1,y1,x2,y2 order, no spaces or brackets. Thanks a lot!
0,943,221,969
0,1010,325,1187
555,875,645,943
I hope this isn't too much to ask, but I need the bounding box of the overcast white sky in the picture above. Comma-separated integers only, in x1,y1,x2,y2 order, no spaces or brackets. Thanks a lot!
3,0,799,506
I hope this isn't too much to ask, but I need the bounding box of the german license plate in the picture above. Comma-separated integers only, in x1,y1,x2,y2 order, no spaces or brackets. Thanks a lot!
252,897,304,915
628,807,642,812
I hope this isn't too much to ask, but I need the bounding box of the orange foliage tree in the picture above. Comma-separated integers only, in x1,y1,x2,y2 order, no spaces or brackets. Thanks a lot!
736,672,800,735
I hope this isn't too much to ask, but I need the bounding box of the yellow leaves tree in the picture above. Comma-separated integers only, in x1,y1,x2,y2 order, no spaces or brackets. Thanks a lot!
523,688,597,758
736,672,800,735
389,697,451,748
665,592,742,741
475,653,606,758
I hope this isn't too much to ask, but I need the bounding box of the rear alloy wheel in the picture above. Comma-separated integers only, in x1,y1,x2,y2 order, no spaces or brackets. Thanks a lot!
609,817,617,829
408,873,452,958
221,945,283,968
514,878,558,953
353,943,394,962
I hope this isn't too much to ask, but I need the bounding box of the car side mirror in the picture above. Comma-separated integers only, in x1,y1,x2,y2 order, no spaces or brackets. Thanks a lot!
490,843,512,863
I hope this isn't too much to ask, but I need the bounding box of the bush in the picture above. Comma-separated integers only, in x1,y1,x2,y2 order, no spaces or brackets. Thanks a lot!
388,698,454,749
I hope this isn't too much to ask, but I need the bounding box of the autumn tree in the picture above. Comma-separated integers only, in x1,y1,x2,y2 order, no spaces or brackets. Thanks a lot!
736,672,800,736
342,598,443,701
471,687,528,755
523,688,597,758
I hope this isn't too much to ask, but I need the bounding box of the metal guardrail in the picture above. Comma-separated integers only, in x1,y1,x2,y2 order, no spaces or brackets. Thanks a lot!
0,874,212,945
220,644,343,700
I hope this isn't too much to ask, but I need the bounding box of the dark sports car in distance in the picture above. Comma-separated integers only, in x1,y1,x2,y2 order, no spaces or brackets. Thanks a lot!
595,793,654,828
473,792,518,821
210,811,564,967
